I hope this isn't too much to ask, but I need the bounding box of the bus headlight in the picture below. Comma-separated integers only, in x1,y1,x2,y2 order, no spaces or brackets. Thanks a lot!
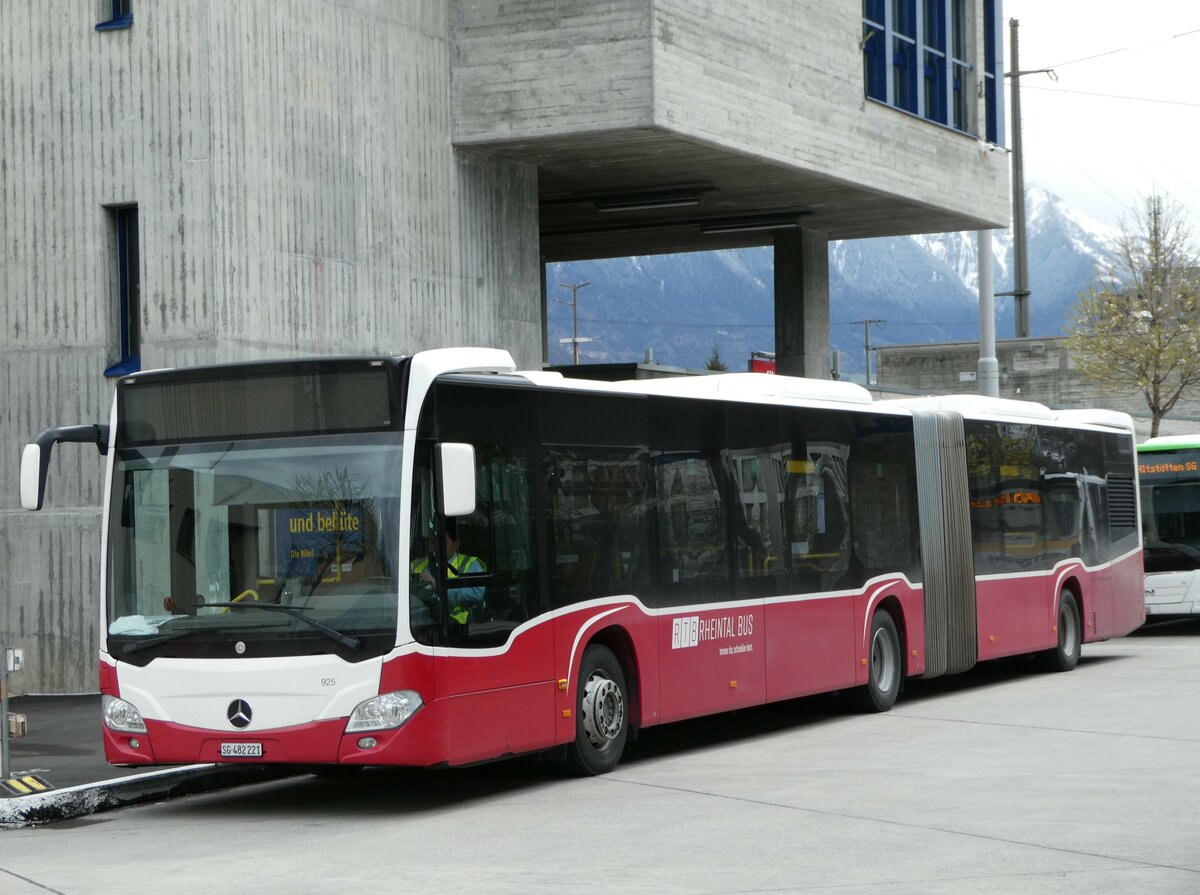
102,695,147,733
346,690,423,733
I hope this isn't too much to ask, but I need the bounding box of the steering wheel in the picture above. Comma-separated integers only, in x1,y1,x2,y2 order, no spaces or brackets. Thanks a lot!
414,581,438,606
409,575,439,610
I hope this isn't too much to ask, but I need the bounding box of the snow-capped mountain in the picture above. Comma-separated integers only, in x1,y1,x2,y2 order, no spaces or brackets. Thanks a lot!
546,187,1118,376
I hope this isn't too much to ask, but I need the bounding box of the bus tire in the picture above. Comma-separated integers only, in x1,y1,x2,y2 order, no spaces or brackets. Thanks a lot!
854,610,902,713
1041,590,1081,673
566,644,628,776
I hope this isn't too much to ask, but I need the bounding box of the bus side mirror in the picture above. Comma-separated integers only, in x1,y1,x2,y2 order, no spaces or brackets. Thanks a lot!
20,424,110,511
437,442,477,517
20,443,48,511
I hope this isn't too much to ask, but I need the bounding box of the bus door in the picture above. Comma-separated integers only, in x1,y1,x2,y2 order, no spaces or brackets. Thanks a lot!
1078,471,1114,635
413,385,555,765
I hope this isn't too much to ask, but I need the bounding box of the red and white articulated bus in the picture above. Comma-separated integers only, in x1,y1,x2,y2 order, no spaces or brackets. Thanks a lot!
20,348,1144,775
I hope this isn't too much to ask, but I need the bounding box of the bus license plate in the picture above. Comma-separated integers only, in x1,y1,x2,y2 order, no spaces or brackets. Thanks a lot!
220,742,263,758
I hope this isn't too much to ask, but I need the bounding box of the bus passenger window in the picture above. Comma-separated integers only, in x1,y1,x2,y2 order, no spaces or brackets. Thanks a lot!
546,448,652,607
654,454,729,603
783,447,851,592
728,447,788,595
851,428,920,583
724,403,788,597
966,422,1005,575
998,424,1046,570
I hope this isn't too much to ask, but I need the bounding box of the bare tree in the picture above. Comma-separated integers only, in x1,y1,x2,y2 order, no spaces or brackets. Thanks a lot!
1067,194,1200,437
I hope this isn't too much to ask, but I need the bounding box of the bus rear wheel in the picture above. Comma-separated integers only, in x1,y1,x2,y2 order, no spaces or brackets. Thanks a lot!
1040,590,1081,673
854,610,902,713
566,644,628,776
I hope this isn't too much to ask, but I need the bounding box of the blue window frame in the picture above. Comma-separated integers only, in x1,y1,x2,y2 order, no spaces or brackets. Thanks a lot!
97,0,133,32
982,0,1003,144
892,23,918,114
923,0,948,124
105,206,140,377
863,3,888,102
862,0,1004,143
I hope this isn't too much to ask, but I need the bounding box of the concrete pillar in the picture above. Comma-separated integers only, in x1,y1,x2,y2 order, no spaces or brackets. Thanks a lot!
774,228,831,380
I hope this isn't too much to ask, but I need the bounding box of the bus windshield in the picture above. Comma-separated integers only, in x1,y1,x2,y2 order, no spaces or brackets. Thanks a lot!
106,434,404,663
1139,446,1200,572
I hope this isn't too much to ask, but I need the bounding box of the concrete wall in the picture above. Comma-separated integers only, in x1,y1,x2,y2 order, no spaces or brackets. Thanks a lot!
451,0,655,139
1,1,541,694
454,151,543,356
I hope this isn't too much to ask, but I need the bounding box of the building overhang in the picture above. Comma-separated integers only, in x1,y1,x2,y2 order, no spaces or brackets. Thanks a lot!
453,1,1011,262
466,126,1007,261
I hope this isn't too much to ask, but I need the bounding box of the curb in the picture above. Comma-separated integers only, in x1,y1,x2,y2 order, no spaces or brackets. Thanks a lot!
0,764,298,828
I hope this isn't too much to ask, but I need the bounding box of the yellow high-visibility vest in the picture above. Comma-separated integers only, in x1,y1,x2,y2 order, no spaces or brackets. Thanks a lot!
411,553,485,578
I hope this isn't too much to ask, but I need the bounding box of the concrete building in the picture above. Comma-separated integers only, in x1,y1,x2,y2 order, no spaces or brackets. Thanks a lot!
2,1,1009,693
875,336,1200,439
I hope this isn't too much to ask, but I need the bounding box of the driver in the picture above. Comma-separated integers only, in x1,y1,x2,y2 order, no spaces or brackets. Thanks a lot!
411,519,486,623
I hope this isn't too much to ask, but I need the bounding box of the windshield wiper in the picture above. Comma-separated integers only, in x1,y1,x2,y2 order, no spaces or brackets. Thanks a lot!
122,626,211,656
204,602,362,651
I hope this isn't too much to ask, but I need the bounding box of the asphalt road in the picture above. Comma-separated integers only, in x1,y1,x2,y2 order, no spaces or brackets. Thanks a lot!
3,620,1199,895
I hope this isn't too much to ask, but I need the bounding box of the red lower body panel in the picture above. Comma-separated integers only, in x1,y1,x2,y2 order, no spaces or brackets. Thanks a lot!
104,700,451,768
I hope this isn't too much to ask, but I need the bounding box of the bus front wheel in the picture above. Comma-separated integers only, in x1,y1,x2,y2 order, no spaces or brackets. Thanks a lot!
566,644,628,776
854,610,902,713
1040,591,1081,673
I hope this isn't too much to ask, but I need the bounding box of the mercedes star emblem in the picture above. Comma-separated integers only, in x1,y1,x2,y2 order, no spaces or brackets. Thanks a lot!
227,699,253,729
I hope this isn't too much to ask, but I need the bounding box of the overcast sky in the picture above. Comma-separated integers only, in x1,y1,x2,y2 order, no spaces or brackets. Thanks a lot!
1001,0,1200,230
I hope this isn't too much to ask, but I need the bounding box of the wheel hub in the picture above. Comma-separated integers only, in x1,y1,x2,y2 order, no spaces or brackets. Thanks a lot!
581,673,624,749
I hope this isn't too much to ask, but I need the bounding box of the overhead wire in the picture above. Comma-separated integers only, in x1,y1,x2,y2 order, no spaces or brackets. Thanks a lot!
548,316,1069,330
1023,85,1200,109
546,315,772,329
1015,24,1200,223
1045,26,1200,69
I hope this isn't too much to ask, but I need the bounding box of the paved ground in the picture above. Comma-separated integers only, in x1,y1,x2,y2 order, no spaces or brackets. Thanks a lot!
4,695,144,790
0,695,293,826
2,623,1199,893
1,617,1198,848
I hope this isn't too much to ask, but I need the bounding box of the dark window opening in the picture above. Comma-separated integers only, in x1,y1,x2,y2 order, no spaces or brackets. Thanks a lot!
105,206,140,377
97,0,133,31
982,0,1003,143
